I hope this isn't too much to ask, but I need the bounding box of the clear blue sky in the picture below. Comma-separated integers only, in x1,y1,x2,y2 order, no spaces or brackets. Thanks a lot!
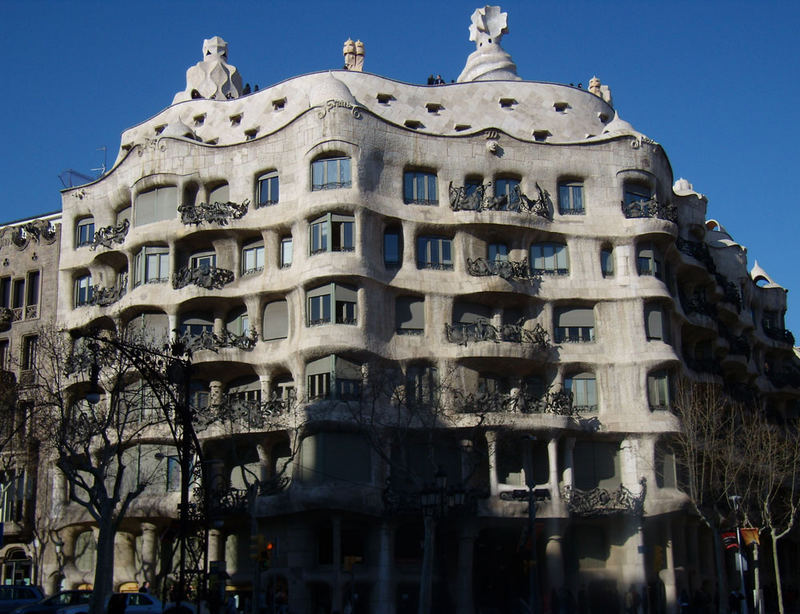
2,0,799,335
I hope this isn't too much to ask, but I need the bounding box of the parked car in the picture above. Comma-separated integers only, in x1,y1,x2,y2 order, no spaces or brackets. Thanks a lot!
106,593,162,614
11,590,90,614
0,586,44,614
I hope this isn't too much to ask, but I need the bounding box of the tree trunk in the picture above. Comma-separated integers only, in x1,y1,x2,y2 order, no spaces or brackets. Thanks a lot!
771,532,785,614
712,529,727,614
89,514,117,614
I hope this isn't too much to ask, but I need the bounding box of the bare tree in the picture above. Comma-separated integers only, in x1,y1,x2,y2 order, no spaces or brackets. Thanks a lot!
26,327,168,614
738,413,800,614
671,377,746,613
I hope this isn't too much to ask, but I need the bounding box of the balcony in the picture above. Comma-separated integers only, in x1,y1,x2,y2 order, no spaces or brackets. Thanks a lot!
680,290,717,320
762,322,795,345
445,319,549,350
684,355,723,376
207,392,292,430
621,198,677,223
176,327,258,353
0,308,11,332
561,478,647,517
173,265,234,290
86,282,127,307
178,199,249,226
448,182,552,219
91,219,130,250
466,257,540,283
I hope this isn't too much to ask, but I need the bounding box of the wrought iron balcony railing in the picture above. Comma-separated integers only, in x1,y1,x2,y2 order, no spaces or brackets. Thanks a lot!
718,323,751,360
676,237,714,270
0,307,12,332
561,478,647,517
455,388,583,417
621,198,677,223
762,322,795,345
684,355,723,376
679,290,718,320
175,327,259,353
173,265,234,290
445,319,549,350
206,392,293,429
466,257,541,282
449,182,552,219
86,283,127,307
178,199,249,226
91,219,130,250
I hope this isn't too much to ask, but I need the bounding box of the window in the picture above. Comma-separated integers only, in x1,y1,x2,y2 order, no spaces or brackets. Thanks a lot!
225,306,250,336
74,275,93,307
306,355,362,400
488,242,509,262
600,247,614,277
26,271,39,318
299,432,371,484
554,306,595,343
396,296,424,335
307,283,357,326
637,243,662,278
208,183,229,204
452,302,492,333
0,340,8,370
309,213,355,254
494,177,520,208
134,246,169,286
531,242,568,275
280,236,293,268
403,171,438,205
573,441,620,490
384,228,402,267
645,304,670,342
648,370,671,410
11,280,23,310
21,336,37,371
257,171,279,207
0,278,9,308
242,241,265,275
311,156,351,190
406,364,438,405
179,313,214,337
166,456,181,492
417,236,453,270
564,372,597,412
76,217,95,247
624,184,652,206
263,300,289,341
134,186,178,226
558,182,584,215
655,443,677,489
190,251,216,270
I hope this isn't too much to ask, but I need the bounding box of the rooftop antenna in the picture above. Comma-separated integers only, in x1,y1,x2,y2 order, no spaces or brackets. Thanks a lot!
58,169,94,189
91,146,107,177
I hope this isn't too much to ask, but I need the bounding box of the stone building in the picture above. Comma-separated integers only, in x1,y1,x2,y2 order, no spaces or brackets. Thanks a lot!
0,211,60,585
42,5,800,614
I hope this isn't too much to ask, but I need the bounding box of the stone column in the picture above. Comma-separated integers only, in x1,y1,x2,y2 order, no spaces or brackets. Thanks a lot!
114,531,137,588
208,529,224,564
547,437,560,503
140,523,158,586
373,521,395,614
224,533,240,579
544,519,565,599
455,520,477,614
561,437,575,489
659,518,678,614
485,430,499,496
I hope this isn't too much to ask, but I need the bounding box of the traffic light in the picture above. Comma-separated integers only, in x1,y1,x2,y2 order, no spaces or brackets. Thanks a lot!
261,540,274,570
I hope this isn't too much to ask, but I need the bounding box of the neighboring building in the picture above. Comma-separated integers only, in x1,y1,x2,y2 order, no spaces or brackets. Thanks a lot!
0,211,60,585
36,5,800,614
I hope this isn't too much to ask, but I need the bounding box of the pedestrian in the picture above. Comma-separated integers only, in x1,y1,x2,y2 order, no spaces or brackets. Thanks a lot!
139,581,150,594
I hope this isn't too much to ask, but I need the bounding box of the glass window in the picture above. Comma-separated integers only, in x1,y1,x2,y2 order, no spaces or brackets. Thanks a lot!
396,296,424,335
74,275,93,307
310,214,355,254
601,247,614,277
134,246,169,286
555,307,595,343
648,370,671,410
242,242,265,275
406,364,438,405
0,340,8,370
417,236,453,270
645,304,670,342
307,283,358,327
308,293,331,325
225,307,250,336
384,228,402,267
403,171,438,205
21,336,37,371
624,184,652,205
76,217,95,247
558,182,584,215
637,243,662,278
488,243,509,262
26,271,39,311
280,236,293,268
0,277,9,308
134,186,178,227
179,313,214,337
257,171,279,207
166,456,181,492
208,183,229,204
306,355,362,401
11,280,23,309
531,242,568,275
565,373,597,412
263,300,289,341
311,156,351,190
190,251,216,270
494,178,520,208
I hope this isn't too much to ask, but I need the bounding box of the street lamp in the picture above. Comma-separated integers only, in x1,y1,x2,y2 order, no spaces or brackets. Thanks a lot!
728,495,749,614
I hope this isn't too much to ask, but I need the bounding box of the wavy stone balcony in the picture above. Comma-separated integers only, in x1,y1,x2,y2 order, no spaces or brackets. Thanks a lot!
445,319,549,350
762,322,795,345
561,478,647,517
178,199,249,226
448,182,552,219
621,198,677,223
172,265,234,290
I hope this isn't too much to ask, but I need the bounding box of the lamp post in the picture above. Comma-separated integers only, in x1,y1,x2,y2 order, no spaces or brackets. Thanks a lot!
728,495,749,614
